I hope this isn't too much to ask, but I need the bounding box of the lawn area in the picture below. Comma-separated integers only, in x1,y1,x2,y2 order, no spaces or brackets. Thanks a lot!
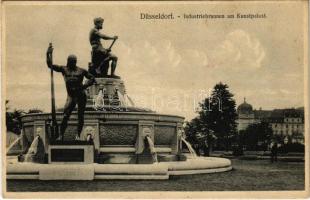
6,159,305,192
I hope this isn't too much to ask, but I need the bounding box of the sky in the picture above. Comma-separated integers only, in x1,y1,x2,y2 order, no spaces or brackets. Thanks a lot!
4,1,307,120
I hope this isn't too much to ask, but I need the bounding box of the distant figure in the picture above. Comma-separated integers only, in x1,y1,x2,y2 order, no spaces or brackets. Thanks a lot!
46,44,95,140
89,17,118,77
271,142,278,163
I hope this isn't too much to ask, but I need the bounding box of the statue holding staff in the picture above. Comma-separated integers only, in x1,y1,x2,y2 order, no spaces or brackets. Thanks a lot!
46,44,95,140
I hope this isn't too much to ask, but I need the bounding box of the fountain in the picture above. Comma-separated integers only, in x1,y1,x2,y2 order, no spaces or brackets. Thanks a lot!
6,18,232,180
145,135,158,163
23,135,44,162
94,89,105,110
6,73,232,179
7,137,23,155
7,78,232,180
181,137,197,158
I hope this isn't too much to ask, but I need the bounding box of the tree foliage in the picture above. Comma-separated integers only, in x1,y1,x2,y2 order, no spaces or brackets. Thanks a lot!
184,82,238,152
6,108,25,134
198,82,238,150
240,122,273,151
6,100,44,134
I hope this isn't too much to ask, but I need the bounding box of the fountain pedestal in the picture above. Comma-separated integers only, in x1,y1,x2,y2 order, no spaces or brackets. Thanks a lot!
86,78,126,109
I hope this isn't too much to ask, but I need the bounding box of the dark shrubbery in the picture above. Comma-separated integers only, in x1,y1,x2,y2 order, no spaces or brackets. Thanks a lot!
232,145,243,156
278,143,304,153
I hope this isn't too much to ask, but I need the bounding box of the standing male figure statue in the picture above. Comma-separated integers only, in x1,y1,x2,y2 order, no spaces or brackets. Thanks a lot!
89,17,119,78
46,44,95,140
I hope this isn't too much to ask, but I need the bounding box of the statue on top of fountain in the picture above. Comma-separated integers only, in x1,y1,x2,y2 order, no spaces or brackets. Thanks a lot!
89,17,120,79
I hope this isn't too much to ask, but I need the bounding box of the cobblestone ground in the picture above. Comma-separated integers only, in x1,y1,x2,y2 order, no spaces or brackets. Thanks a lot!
6,159,305,192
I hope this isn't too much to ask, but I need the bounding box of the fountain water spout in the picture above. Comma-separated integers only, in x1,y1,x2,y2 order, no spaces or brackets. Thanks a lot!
181,137,197,158
7,136,22,154
124,93,135,107
24,135,45,162
94,89,105,110
7,130,29,155
145,135,158,163
117,90,126,107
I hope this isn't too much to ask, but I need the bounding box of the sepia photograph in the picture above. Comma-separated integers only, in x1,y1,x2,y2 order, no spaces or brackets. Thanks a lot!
2,0,309,198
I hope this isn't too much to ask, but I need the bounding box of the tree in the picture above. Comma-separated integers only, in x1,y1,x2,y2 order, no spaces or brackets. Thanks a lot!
198,82,238,151
243,122,273,151
185,117,218,156
184,82,237,154
6,101,45,135
273,133,286,145
6,109,25,134
5,100,28,134
184,118,200,146
184,118,203,155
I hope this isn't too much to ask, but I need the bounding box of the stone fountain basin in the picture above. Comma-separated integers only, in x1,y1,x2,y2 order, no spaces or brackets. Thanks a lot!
6,157,232,180
19,111,186,164
167,157,232,175
21,111,184,147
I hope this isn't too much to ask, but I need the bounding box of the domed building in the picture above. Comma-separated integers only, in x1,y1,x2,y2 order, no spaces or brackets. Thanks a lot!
237,98,256,131
236,98,304,143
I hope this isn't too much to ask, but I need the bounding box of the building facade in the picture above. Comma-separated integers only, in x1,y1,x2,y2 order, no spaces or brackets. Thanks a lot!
237,98,304,143
268,109,304,143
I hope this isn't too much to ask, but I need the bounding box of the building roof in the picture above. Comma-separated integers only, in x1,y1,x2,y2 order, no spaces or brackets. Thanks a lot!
237,98,304,122
237,98,253,114
254,109,272,119
256,108,304,123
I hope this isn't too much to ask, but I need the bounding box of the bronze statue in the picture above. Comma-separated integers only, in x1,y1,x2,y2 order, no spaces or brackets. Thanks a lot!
89,17,119,78
46,44,95,141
